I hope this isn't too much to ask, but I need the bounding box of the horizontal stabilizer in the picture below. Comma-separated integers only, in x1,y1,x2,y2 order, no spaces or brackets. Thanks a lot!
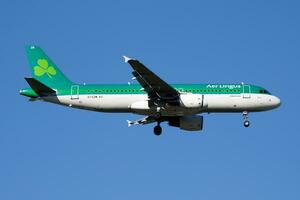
25,77,56,97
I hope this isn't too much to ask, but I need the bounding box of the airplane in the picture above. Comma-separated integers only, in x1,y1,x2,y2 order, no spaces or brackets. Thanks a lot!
20,46,281,135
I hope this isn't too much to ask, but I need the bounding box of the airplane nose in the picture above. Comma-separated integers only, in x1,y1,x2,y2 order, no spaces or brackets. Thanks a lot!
272,96,281,108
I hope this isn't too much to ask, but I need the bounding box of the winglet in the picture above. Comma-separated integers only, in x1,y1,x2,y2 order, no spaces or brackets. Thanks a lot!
123,56,132,63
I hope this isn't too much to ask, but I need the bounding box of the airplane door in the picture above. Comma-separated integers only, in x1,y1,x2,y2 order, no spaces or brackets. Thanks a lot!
242,84,251,98
71,85,79,99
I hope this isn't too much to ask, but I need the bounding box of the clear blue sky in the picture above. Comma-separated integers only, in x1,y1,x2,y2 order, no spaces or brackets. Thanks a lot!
0,0,299,199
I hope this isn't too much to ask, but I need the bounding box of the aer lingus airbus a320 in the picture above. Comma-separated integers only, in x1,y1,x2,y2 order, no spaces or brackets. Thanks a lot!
20,46,281,135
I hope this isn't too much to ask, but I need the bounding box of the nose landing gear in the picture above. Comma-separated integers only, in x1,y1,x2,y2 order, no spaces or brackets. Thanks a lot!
243,111,250,127
244,120,250,127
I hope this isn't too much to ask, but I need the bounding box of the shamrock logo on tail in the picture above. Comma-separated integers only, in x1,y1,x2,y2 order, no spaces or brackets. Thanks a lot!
34,59,57,78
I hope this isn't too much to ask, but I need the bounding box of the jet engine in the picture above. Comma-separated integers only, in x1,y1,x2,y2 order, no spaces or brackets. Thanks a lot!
168,115,204,131
179,94,203,108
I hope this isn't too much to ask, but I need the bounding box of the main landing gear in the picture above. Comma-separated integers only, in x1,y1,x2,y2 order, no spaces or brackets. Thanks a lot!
154,122,162,136
243,111,250,128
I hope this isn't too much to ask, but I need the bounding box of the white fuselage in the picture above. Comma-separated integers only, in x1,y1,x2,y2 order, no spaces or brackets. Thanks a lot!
44,92,281,116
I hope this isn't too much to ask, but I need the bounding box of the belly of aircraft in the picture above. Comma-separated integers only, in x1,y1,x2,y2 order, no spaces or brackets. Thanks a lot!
50,93,271,115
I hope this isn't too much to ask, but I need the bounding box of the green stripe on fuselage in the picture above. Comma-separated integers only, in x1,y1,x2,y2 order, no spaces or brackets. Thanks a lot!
20,84,270,97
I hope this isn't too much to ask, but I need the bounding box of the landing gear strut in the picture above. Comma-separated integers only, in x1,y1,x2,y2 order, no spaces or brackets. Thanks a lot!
154,122,162,136
243,111,250,127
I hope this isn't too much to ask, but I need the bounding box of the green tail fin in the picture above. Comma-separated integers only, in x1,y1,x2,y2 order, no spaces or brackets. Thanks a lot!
25,45,73,88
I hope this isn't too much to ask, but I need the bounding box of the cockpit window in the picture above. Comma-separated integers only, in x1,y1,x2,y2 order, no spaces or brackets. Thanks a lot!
259,89,271,94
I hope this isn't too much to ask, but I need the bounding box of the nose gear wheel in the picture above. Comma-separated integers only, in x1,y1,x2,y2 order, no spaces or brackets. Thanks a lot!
243,111,250,128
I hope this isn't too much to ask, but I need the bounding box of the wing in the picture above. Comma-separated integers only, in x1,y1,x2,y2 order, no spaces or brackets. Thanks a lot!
124,56,179,104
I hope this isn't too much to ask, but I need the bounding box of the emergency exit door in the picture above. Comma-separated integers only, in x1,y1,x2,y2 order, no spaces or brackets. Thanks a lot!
242,84,251,98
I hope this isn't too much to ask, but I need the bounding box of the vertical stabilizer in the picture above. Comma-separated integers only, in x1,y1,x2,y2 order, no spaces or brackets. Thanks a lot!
25,45,73,88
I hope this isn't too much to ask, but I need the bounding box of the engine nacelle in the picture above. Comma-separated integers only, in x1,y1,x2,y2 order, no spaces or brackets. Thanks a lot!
169,115,204,131
179,94,203,108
